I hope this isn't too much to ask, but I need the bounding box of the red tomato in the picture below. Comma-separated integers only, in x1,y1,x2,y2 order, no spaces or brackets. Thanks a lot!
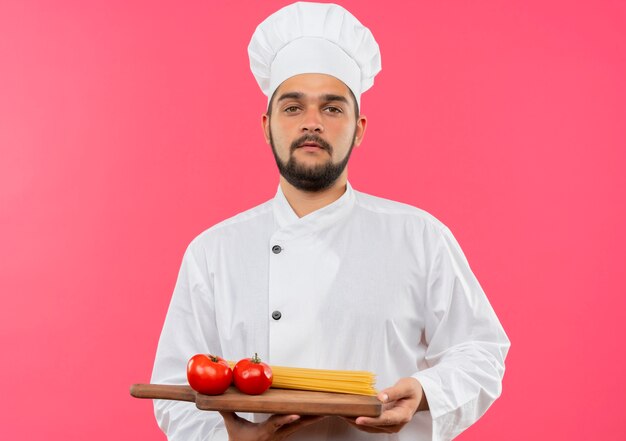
187,354,233,395
233,353,273,395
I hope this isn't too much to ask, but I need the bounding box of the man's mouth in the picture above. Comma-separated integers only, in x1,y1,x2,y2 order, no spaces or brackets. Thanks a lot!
291,135,332,153
290,135,333,154
299,141,322,149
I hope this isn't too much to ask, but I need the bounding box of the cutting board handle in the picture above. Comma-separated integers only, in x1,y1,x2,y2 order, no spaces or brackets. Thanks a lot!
130,384,196,402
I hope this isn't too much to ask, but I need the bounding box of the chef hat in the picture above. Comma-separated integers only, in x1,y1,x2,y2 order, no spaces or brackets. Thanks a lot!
248,2,381,106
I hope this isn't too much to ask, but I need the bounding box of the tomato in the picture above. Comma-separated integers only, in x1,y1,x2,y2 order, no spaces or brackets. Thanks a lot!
233,353,273,395
187,354,233,395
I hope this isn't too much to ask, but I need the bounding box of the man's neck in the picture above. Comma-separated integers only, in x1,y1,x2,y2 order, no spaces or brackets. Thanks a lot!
279,175,348,218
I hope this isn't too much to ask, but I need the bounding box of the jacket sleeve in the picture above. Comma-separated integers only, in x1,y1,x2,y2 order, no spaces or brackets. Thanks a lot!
412,225,510,441
150,240,228,441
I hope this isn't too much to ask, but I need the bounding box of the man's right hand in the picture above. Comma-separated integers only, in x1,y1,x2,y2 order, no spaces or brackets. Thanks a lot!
219,411,326,441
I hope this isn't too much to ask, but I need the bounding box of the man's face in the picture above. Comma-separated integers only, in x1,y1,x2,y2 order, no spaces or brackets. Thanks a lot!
262,73,367,192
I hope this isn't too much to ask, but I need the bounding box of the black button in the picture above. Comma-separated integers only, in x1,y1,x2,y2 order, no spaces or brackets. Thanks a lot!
272,245,282,254
272,310,282,320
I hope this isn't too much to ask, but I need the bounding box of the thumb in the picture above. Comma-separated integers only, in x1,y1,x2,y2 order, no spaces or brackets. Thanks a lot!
378,378,420,403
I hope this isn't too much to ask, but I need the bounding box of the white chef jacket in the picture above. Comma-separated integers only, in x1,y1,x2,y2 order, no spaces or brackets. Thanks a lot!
151,183,510,441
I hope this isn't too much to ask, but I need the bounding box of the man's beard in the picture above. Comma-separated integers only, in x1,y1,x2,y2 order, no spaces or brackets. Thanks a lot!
269,130,356,192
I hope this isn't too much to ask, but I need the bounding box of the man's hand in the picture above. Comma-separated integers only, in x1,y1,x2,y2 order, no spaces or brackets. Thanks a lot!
342,377,428,434
219,411,326,441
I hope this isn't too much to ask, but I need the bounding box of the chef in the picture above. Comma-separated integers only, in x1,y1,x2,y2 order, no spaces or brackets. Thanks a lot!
151,2,510,441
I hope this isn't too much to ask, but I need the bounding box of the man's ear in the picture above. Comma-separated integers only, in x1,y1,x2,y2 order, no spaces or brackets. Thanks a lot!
262,114,271,144
353,115,368,147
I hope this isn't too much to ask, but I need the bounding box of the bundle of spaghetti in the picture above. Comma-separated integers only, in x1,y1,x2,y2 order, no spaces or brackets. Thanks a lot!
270,365,376,396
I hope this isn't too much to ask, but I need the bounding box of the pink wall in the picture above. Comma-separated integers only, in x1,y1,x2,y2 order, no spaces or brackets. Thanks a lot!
1,0,624,439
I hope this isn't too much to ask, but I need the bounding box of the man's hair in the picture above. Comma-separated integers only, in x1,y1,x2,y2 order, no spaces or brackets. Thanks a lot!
266,87,360,118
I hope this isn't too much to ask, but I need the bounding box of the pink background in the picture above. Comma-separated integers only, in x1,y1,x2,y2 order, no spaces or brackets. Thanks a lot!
1,0,624,439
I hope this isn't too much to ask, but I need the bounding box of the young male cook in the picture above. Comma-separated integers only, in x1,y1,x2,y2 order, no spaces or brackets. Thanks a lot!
151,3,510,440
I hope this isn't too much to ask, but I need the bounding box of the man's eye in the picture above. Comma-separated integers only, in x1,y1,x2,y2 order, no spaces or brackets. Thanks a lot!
284,106,300,113
324,106,342,113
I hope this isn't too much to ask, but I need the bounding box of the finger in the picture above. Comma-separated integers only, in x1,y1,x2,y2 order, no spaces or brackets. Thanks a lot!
279,415,326,437
218,411,239,424
355,406,411,427
295,415,326,424
264,414,301,432
341,417,380,432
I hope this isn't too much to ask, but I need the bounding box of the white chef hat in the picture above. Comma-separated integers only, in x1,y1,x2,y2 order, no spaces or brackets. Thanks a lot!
248,2,381,106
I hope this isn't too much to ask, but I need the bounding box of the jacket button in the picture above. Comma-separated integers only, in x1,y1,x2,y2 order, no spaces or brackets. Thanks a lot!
272,310,282,320
272,245,282,254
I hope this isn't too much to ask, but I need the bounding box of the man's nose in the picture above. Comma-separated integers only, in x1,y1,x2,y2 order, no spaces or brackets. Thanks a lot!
299,109,324,133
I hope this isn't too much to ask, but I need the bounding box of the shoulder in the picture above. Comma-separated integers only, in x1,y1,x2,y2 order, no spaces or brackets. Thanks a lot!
187,199,274,252
352,190,470,265
352,189,448,233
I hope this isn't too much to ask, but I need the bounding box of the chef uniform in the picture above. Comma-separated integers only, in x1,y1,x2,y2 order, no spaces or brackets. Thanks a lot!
151,3,510,441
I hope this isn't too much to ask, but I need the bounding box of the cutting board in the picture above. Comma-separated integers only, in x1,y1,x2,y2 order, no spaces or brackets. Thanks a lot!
130,384,382,417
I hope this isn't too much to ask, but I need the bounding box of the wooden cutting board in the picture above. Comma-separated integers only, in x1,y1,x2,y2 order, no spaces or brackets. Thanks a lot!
130,384,382,417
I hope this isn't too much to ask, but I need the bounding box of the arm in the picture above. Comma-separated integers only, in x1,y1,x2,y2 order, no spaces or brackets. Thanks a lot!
351,225,510,439
150,241,228,440
413,225,510,440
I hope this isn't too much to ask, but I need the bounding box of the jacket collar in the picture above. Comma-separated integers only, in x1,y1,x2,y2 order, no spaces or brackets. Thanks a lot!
272,182,356,239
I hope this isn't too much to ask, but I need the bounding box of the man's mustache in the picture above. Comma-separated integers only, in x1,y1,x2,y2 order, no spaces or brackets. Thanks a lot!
290,135,333,154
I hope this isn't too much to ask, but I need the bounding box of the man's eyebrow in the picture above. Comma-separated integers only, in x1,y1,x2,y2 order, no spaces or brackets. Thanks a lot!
321,94,349,104
276,92,304,102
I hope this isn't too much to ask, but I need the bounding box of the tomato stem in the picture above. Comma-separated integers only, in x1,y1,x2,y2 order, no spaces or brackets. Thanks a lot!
252,352,261,363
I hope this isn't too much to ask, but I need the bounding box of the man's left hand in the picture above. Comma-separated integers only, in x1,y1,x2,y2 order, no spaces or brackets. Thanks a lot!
342,377,428,434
